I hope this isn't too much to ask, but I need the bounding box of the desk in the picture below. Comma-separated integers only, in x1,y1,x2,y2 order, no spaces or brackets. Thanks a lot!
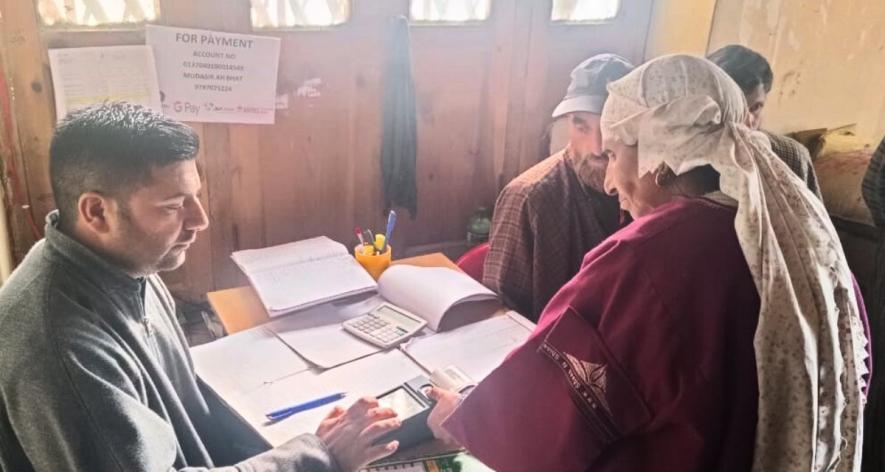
208,253,461,334
194,252,528,469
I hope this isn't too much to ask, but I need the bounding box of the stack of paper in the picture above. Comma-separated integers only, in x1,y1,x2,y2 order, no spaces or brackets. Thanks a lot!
231,237,377,316
268,294,390,369
190,326,311,398
401,312,534,381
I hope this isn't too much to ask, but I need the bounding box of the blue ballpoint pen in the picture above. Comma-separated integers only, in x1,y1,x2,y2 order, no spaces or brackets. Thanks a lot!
380,210,397,253
265,392,347,422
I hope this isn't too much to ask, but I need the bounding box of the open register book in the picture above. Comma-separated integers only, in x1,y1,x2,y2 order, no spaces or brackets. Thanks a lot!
376,264,498,331
231,236,377,316
268,264,501,369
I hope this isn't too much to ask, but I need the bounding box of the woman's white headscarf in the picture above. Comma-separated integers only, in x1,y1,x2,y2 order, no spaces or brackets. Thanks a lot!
600,54,867,471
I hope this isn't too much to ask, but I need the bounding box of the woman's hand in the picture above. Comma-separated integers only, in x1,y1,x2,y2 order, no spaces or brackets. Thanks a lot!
426,387,463,449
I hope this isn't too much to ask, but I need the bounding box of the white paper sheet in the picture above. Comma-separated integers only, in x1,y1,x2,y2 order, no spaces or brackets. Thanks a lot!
228,350,426,447
146,25,281,124
268,294,389,369
191,326,310,398
48,45,161,121
402,312,534,382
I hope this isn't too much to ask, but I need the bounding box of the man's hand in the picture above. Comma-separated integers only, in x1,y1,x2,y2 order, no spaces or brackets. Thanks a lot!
426,387,462,448
315,397,401,472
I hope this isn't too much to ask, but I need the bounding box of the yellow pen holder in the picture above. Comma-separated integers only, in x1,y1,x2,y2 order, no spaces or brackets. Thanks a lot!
354,244,392,280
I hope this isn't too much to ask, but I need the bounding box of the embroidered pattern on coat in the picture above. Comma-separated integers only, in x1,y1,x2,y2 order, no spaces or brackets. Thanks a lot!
540,341,619,442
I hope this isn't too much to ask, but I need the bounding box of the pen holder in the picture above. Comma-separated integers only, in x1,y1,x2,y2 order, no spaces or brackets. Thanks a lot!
354,244,392,280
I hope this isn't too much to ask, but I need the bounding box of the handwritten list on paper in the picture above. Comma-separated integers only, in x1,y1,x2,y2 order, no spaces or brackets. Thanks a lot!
146,25,281,124
47,45,161,122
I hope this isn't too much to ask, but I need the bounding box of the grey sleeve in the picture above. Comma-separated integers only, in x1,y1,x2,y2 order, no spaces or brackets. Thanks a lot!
233,434,339,472
5,327,337,472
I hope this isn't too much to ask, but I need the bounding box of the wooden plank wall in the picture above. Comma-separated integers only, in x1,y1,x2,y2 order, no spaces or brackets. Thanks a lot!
0,0,653,300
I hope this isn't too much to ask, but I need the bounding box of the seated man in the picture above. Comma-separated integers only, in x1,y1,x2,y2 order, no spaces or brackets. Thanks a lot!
428,55,868,471
0,103,400,472
708,44,822,199
483,54,633,320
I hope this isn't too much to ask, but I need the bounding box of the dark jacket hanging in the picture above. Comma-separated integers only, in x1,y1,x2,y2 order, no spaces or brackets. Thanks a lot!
380,15,418,218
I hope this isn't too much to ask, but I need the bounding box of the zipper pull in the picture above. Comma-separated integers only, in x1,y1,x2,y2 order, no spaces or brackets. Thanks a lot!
142,316,154,337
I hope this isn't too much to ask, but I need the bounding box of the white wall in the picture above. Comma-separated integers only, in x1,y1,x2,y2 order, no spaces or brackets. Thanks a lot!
708,0,885,145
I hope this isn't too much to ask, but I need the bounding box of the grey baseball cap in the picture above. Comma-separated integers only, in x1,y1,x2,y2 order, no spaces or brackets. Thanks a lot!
552,53,635,118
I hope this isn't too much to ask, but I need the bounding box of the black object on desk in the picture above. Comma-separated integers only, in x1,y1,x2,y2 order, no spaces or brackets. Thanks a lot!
374,375,436,449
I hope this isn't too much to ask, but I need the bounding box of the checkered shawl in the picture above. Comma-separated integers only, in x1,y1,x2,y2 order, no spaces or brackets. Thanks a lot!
764,130,822,200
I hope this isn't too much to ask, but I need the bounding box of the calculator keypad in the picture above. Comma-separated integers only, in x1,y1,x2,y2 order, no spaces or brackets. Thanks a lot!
349,315,398,344
344,306,424,347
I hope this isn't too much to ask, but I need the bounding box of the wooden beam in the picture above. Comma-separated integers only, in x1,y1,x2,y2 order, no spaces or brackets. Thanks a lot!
0,15,37,268
0,0,56,252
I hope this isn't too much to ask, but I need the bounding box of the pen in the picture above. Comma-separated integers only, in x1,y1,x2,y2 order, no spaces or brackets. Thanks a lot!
355,226,365,246
380,210,397,253
265,392,347,422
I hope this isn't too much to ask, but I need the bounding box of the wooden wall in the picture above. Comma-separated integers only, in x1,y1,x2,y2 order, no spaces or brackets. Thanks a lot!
0,0,654,300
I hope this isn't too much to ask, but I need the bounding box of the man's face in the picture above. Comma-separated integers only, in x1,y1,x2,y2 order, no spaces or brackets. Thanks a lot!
567,111,603,158
567,111,609,189
745,83,767,130
105,160,208,276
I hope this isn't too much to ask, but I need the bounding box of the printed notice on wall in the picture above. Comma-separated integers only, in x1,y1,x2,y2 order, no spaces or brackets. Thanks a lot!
146,25,281,124
48,46,161,122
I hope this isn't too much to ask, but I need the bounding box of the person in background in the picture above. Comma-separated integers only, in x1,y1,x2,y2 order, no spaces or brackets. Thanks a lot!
861,135,885,471
428,55,868,471
708,44,822,199
482,53,633,321
0,102,400,472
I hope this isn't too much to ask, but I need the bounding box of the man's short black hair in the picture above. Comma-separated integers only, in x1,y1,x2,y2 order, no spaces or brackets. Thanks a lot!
49,102,199,228
707,44,774,94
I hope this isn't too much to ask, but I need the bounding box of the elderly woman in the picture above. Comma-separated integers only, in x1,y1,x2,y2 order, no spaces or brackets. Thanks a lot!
426,55,868,471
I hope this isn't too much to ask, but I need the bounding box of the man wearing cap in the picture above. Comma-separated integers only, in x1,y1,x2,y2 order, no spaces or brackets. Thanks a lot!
483,53,634,321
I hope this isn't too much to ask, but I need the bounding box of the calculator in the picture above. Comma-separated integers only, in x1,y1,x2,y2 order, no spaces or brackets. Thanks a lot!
343,302,427,348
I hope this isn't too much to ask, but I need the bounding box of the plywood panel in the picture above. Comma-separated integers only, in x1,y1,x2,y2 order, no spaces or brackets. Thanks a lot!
1,0,654,300
1,0,56,244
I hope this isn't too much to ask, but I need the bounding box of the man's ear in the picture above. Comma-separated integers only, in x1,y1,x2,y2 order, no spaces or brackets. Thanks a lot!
77,192,112,234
